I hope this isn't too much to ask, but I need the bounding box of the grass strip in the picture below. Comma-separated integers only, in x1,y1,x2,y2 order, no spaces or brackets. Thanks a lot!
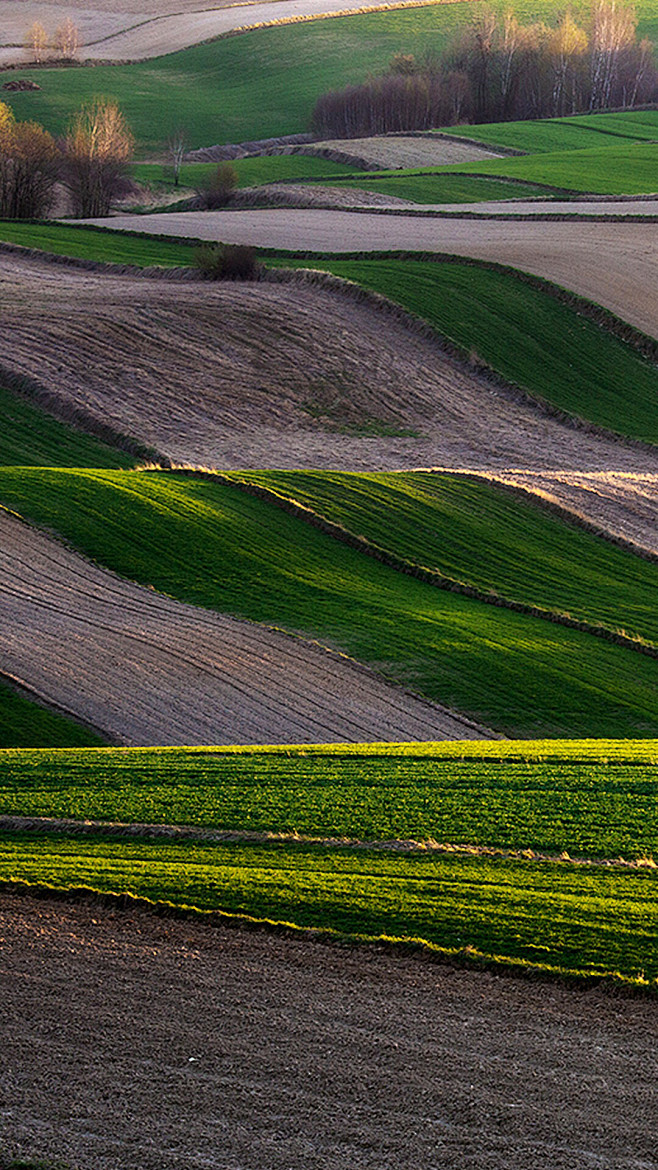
1,831,656,983
279,257,658,443
441,109,658,154
0,679,104,748
131,155,362,191
0,383,134,469
436,141,658,195
317,172,557,201
2,469,658,737
227,471,658,646
1,742,657,858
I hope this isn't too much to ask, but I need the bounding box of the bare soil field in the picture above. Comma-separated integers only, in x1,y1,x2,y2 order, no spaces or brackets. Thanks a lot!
309,135,504,168
0,508,485,744
4,252,658,549
1,889,657,1170
101,210,658,339
0,0,430,64
483,470,658,556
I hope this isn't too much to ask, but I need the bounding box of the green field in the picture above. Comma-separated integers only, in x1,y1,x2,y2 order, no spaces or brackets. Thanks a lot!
228,471,658,645
4,0,658,152
319,171,554,202
442,109,658,154
0,221,196,266
2,829,656,983
445,141,658,195
0,681,104,748
131,155,362,191
0,383,134,468
2,741,657,858
1,469,658,738
287,257,658,442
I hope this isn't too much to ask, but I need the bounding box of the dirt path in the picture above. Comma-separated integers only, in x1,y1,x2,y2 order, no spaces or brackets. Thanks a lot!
99,210,658,339
0,0,452,63
0,509,487,744
1,890,657,1170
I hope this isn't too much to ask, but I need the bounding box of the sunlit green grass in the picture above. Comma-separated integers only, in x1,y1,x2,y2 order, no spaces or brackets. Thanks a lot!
2,741,657,858
228,470,658,645
278,256,658,442
0,680,104,747
0,383,134,468
0,220,195,265
2,830,656,982
2,469,658,737
441,141,658,195
131,155,361,190
441,109,658,153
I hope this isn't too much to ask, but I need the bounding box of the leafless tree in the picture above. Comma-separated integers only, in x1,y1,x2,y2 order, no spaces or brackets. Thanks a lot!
61,99,134,217
24,21,49,64
0,104,58,218
166,126,188,187
54,17,80,60
590,0,637,108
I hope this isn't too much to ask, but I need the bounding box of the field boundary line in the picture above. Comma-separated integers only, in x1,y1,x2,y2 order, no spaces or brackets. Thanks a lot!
2,815,656,870
155,465,658,658
1,879,655,994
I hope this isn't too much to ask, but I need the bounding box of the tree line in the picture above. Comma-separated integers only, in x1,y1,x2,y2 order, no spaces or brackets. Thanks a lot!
0,98,134,218
312,1,658,138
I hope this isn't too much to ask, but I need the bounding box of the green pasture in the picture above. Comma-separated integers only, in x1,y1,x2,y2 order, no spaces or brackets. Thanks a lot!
284,256,658,443
229,471,658,646
0,383,134,469
4,0,658,152
0,221,195,266
2,741,657,858
2,469,658,737
2,830,656,982
0,681,104,748
320,171,554,201
443,141,658,194
131,155,361,191
442,109,658,154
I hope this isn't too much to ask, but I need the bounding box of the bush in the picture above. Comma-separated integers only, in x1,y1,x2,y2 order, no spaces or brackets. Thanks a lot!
195,162,238,209
194,242,259,281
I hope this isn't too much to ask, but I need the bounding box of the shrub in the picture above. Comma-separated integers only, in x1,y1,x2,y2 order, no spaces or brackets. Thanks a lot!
194,242,259,280
195,162,238,209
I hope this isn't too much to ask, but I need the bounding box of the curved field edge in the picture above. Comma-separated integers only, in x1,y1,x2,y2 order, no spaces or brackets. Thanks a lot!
217,469,658,649
0,835,656,986
0,677,105,748
271,257,658,444
3,227,658,445
0,381,137,469
3,471,658,737
2,740,657,859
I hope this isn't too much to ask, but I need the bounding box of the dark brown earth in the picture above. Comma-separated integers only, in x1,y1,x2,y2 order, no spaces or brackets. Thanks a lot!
1,891,657,1170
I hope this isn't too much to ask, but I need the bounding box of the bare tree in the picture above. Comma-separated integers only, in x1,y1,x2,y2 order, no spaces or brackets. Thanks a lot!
61,99,134,217
0,105,58,218
166,126,188,187
549,12,588,115
590,0,637,108
24,21,49,64
54,17,80,60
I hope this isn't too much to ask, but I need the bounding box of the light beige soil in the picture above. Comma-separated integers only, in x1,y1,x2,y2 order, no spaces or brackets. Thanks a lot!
483,470,658,555
1,890,657,1170
3,252,658,550
99,210,658,339
0,0,437,63
311,134,504,167
0,509,487,744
